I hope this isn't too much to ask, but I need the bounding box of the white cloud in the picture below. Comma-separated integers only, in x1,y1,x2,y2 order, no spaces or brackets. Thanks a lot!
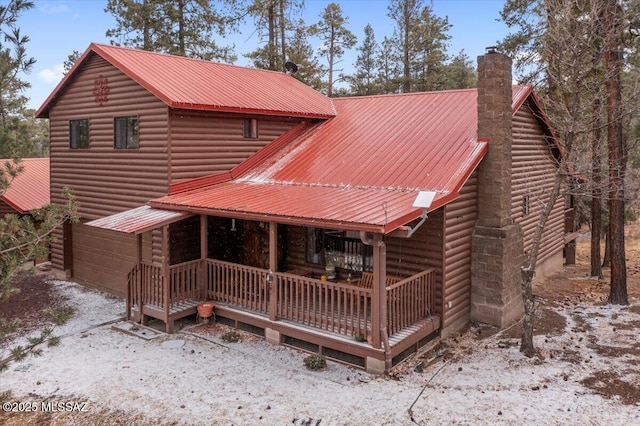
37,64,65,84
38,3,72,15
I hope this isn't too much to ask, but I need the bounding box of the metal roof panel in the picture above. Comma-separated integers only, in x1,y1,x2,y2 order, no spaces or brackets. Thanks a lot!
152,182,430,233
239,89,486,192
85,205,192,234
37,43,336,119
0,158,50,214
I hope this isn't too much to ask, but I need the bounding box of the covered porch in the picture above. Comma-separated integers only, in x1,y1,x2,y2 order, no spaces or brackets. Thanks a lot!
127,256,438,368
90,207,441,373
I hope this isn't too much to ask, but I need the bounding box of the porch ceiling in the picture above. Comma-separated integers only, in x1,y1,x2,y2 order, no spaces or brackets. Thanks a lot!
149,181,454,233
85,205,193,234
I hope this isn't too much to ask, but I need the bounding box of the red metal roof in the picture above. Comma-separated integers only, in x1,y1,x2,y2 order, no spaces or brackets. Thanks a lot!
36,43,336,119
150,88,498,233
0,158,50,214
89,85,552,235
85,205,192,234
154,181,421,233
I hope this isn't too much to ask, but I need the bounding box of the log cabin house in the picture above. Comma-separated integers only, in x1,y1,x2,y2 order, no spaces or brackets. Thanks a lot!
37,43,578,373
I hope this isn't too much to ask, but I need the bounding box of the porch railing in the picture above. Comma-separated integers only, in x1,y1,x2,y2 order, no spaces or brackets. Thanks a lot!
141,262,164,308
127,258,436,340
386,268,436,335
275,272,371,339
170,259,203,303
127,260,202,315
206,259,270,314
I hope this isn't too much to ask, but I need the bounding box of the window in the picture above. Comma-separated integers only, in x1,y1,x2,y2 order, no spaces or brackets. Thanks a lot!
69,119,89,149
114,116,139,149
305,228,373,272
522,194,531,216
243,118,258,139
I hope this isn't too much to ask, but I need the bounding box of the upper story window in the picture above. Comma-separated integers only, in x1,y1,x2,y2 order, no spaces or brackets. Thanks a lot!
114,116,139,149
243,118,258,139
69,119,89,149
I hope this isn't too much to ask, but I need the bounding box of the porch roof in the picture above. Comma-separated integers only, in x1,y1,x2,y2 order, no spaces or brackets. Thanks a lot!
150,181,455,233
85,205,193,234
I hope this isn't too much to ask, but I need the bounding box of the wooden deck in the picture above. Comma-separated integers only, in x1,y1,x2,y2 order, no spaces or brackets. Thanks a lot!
126,258,439,370
130,299,200,333
212,299,440,368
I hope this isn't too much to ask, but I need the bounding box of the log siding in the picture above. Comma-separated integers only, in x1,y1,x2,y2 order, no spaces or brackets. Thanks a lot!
48,55,168,277
49,55,170,220
511,102,565,265
169,110,301,183
48,55,300,291
442,172,478,332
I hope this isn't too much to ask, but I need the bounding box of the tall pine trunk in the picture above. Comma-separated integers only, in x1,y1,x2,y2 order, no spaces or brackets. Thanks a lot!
604,0,628,305
591,96,603,278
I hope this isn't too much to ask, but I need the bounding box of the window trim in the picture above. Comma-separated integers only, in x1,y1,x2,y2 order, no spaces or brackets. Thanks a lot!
114,116,139,149
69,119,90,149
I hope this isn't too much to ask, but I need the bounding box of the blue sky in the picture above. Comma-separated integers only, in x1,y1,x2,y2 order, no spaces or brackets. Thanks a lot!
18,0,509,110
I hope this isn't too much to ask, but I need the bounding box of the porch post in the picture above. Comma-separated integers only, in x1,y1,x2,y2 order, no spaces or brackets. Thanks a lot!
371,234,387,349
162,225,170,319
129,233,143,321
269,222,278,322
200,214,207,299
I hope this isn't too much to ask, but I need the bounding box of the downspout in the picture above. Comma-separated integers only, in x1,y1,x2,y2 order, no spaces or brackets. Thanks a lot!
360,232,392,372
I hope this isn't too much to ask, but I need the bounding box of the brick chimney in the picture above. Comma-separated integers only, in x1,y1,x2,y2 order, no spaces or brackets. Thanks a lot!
470,48,524,328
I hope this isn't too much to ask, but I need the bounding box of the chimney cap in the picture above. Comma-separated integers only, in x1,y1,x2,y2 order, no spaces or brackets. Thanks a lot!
485,46,499,54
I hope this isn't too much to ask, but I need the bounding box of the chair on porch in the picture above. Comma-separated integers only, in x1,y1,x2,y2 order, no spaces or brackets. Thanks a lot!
357,271,401,289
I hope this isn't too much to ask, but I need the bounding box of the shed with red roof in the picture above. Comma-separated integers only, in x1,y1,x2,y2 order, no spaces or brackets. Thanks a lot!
0,158,50,216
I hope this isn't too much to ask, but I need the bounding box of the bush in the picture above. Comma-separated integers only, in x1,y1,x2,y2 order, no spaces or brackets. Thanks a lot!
221,330,241,343
303,353,327,371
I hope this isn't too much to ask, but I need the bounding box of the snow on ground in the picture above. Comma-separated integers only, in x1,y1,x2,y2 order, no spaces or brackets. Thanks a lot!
2,279,640,425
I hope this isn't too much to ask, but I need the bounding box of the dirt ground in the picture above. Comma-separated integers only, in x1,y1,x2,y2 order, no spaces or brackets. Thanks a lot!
468,221,640,406
529,222,640,406
2,222,639,425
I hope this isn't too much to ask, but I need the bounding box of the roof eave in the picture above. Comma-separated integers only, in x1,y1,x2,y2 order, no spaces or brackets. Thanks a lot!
512,85,563,159
147,201,385,234
169,102,336,119
0,197,28,214
36,44,102,118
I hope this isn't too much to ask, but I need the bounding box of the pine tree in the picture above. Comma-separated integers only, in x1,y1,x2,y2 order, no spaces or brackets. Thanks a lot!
387,0,423,92
411,5,451,91
286,21,325,91
0,0,35,131
105,0,240,62
376,36,401,94
311,3,356,97
245,0,304,71
349,24,381,96
442,50,476,90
